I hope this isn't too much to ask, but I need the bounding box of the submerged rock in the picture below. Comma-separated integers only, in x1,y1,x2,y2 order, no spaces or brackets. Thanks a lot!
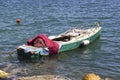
0,70,10,78
82,73,101,80
17,75,71,80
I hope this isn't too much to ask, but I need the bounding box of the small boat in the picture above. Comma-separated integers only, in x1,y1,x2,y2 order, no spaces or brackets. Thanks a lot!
17,22,102,59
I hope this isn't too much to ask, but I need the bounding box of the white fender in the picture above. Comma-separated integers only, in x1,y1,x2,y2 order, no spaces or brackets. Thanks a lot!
82,40,90,46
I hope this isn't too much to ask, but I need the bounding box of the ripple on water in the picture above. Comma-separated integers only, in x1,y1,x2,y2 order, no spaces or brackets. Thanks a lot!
0,0,120,80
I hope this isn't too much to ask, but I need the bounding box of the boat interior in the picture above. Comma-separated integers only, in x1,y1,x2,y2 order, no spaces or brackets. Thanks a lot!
52,29,83,42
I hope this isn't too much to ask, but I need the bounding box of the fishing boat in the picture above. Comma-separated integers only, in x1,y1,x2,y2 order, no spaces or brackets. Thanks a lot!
17,22,102,59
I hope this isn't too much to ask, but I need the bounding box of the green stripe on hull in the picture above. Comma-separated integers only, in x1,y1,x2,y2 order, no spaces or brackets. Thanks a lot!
59,41,83,52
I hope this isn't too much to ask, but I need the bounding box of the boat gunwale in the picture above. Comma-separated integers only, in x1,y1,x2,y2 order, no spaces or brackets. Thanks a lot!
56,27,102,45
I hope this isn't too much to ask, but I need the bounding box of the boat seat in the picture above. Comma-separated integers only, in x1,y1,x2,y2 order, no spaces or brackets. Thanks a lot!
52,35,71,42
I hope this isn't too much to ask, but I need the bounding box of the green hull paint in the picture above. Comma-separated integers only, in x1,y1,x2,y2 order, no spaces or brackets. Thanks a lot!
59,40,82,52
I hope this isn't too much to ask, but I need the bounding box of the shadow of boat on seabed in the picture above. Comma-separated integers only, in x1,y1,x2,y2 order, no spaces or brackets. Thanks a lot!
79,37,102,52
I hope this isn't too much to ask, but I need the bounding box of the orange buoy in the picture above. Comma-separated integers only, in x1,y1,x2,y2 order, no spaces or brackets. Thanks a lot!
16,18,21,24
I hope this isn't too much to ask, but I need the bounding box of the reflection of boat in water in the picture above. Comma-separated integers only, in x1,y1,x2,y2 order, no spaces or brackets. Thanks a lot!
17,23,102,59
78,38,101,54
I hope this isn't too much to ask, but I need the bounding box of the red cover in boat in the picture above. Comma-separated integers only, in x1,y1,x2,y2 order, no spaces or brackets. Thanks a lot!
27,34,59,54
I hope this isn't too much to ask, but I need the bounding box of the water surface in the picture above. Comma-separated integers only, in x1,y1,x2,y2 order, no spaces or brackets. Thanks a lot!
0,0,120,80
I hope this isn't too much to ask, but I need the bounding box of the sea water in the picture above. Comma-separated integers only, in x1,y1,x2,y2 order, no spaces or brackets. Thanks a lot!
0,0,120,80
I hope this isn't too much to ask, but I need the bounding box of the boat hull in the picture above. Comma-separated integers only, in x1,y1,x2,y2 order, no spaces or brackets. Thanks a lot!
17,27,102,59
59,27,101,52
